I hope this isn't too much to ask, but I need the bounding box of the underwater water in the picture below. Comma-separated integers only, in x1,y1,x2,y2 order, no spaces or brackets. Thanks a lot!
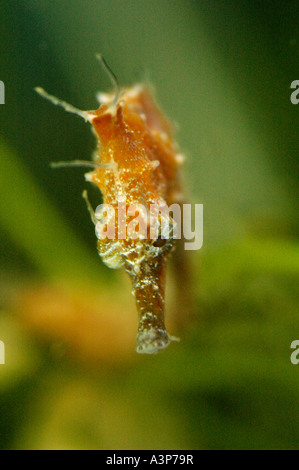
0,0,298,450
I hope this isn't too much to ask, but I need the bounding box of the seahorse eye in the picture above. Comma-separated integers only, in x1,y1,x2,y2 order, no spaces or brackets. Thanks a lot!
152,237,167,248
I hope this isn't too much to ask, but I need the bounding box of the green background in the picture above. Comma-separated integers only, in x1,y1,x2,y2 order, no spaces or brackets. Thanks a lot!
0,0,298,449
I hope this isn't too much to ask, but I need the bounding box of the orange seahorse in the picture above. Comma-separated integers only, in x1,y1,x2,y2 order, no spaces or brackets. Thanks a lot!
35,55,185,354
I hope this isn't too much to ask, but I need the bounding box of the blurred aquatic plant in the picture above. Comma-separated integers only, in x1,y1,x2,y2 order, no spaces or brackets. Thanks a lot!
0,140,102,287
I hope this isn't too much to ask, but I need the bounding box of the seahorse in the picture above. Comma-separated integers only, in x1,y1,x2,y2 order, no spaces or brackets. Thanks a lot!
35,56,185,354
